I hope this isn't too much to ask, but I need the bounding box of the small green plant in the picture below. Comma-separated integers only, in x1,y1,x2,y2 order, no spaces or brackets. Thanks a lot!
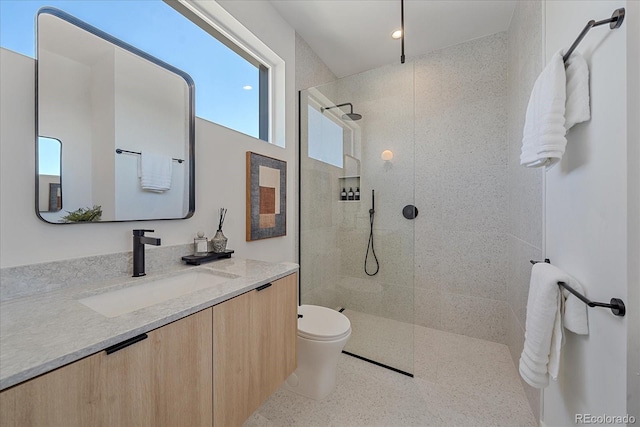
61,205,102,223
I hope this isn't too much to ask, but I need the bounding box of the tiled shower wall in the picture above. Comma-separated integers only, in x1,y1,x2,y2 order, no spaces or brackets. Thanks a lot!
413,33,510,342
506,0,543,419
299,33,512,338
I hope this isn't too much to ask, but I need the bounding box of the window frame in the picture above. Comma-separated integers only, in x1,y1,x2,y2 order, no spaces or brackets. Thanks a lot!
167,0,283,146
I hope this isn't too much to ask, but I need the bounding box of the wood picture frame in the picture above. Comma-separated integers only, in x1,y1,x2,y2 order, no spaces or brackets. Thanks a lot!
246,152,287,241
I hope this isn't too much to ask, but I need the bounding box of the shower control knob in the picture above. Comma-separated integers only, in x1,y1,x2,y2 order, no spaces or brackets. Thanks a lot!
402,205,418,220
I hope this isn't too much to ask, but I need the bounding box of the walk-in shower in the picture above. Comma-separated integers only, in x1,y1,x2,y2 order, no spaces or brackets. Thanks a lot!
299,63,415,375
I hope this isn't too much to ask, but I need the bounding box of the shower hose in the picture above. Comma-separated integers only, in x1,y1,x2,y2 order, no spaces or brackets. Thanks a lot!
364,197,379,276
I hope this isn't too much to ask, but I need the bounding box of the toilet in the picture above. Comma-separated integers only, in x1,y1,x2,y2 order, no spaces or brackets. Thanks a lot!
283,304,351,400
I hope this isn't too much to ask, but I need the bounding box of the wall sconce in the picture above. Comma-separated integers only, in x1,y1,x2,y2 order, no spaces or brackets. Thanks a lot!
381,150,394,161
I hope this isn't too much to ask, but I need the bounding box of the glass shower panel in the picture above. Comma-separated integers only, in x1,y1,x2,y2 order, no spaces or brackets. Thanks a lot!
299,63,415,375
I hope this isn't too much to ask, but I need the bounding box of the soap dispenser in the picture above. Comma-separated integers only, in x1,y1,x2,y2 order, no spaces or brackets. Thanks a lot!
348,187,354,200
341,188,347,201
355,187,360,200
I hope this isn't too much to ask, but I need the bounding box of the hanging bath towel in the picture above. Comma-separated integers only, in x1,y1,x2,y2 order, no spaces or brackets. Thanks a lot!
139,152,172,192
519,262,589,388
520,50,590,168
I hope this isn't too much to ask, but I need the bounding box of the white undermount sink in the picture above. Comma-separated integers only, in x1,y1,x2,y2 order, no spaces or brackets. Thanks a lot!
78,269,236,318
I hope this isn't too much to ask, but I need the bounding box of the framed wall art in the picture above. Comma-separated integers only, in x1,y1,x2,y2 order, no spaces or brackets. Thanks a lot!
246,152,287,241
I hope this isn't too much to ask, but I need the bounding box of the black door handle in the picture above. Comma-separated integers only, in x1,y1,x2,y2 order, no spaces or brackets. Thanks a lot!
105,333,148,355
256,283,272,291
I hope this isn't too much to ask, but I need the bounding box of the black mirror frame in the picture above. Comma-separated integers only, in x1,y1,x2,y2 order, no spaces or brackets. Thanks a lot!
35,7,195,224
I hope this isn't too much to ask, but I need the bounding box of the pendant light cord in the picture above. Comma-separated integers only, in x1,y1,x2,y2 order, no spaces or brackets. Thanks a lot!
400,0,405,64
365,204,380,276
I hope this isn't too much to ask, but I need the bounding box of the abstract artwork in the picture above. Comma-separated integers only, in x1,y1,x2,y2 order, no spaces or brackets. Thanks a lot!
246,152,287,240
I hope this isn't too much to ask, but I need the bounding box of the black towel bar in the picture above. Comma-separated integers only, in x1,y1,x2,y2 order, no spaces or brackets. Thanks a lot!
562,8,625,63
116,148,184,163
530,259,626,317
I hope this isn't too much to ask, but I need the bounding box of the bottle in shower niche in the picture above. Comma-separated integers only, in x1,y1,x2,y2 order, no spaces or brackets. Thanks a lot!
348,187,354,200
354,187,360,200
341,188,347,201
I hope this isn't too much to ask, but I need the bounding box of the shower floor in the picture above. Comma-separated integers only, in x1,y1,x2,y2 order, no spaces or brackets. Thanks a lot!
341,309,414,375
244,310,536,426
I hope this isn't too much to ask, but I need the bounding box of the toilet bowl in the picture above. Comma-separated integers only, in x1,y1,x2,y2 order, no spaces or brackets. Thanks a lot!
283,304,351,400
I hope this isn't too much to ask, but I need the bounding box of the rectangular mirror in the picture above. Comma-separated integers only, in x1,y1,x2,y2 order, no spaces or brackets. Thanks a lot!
36,7,195,223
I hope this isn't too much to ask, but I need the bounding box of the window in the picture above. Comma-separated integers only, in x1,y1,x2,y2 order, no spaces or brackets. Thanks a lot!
0,0,270,141
307,104,344,168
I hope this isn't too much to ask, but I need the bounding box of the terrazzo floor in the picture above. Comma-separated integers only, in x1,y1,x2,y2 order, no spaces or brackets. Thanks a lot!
244,312,537,427
342,309,414,375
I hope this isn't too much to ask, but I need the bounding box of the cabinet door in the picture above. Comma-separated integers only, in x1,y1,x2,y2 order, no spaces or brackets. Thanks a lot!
212,273,298,427
0,308,213,427
252,273,297,404
212,290,253,427
133,307,212,427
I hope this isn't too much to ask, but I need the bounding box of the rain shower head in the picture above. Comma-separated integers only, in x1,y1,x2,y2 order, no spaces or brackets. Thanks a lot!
321,102,362,121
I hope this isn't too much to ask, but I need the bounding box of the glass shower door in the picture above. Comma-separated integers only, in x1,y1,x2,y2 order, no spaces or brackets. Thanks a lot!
299,63,415,375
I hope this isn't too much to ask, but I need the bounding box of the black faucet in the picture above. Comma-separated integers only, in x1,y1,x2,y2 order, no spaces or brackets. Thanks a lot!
132,229,161,277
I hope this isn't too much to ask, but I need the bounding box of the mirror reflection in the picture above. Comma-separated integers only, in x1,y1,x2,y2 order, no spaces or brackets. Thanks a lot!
38,137,62,219
36,8,194,223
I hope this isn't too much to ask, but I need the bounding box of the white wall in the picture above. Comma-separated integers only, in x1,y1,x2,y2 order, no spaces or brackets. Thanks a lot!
505,0,543,419
39,49,94,220
544,1,629,424
91,53,116,220
113,49,188,220
626,0,640,420
0,0,296,268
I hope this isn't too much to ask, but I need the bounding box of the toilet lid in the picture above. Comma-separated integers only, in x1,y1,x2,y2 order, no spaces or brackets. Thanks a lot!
297,305,351,341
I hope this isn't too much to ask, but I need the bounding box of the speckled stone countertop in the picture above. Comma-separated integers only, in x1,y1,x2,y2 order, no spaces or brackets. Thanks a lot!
0,258,298,391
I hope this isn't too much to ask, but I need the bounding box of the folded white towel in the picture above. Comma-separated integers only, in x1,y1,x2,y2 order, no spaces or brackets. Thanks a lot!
520,50,590,169
139,152,172,192
561,277,589,335
519,263,565,388
564,52,591,130
519,263,589,388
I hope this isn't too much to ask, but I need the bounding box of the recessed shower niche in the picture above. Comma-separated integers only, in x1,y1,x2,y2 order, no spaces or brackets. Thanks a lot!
339,154,360,201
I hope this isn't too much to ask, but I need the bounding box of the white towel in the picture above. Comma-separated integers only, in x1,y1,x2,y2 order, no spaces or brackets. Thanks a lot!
519,263,589,389
561,277,589,335
564,52,591,130
520,50,590,168
139,152,172,192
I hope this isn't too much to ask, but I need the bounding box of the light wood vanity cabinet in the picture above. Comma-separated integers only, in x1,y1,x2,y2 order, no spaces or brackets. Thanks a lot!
213,273,298,427
0,272,297,427
0,307,213,427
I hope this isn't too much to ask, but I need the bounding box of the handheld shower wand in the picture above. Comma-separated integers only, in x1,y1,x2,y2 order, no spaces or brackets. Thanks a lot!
370,190,375,215
365,189,380,276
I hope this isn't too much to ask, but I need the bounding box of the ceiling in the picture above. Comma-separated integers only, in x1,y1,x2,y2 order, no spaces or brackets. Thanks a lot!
269,0,517,78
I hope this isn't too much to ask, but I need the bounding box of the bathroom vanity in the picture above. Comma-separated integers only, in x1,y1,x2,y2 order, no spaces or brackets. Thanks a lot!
0,259,298,427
